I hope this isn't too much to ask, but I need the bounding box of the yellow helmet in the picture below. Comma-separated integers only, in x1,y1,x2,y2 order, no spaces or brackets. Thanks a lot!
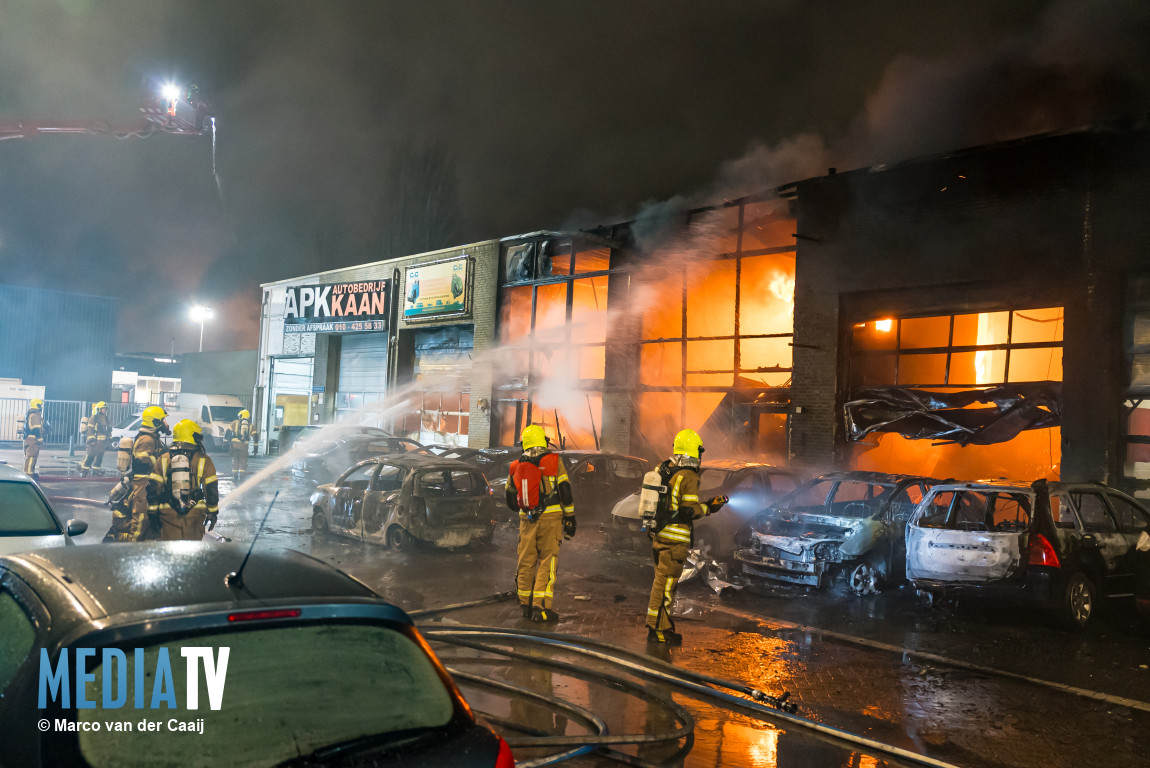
239,409,250,419
92,401,107,414
672,429,704,459
173,418,203,446
521,424,548,450
30,398,43,410
141,405,168,429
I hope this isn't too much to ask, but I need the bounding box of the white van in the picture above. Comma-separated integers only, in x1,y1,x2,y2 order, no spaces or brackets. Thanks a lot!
108,394,247,451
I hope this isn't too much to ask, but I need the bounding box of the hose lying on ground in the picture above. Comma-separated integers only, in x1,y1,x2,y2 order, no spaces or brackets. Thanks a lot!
422,624,969,768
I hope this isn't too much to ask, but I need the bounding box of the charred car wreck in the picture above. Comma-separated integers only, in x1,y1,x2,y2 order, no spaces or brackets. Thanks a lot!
736,472,937,594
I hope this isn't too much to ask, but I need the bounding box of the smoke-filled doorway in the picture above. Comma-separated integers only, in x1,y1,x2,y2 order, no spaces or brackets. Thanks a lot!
846,307,1064,481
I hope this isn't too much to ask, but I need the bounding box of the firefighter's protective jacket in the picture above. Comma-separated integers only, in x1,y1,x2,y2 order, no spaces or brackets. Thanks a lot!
25,409,43,439
229,417,252,443
504,452,575,518
131,427,169,486
85,411,110,440
654,465,711,545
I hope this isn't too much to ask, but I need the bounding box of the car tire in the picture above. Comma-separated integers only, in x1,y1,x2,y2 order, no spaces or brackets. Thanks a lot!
386,524,413,551
848,559,882,596
1060,571,1096,630
311,509,328,537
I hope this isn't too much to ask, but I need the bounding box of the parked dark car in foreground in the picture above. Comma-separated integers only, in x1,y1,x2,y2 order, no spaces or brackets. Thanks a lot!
608,461,805,559
0,543,514,767
311,455,498,549
907,479,1150,629
736,472,939,594
0,464,88,555
291,427,431,485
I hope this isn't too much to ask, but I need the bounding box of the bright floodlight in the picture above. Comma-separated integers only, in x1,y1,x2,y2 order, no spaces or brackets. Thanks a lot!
189,305,214,322
190,305,214,352
161,83,181,102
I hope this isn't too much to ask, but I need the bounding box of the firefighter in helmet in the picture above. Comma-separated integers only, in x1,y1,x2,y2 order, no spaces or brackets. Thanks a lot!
110,405,170,542
644,429,727,644
22,398,45,479
504,424,576,622
80,401,111,476
227,409,253,482
157,419,220,541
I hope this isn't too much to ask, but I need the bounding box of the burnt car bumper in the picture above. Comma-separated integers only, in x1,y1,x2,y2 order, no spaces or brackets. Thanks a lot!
734,546,831,587
911,566,1063,611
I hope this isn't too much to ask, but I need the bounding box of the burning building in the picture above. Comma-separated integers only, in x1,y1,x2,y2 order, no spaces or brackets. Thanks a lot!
786,120,1150,491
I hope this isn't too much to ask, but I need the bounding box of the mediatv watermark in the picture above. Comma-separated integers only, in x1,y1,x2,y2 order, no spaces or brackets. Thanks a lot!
38,648,230,713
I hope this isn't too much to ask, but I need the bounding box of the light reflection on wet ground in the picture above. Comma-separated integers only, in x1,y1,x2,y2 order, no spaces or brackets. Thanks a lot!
34,454,1150,768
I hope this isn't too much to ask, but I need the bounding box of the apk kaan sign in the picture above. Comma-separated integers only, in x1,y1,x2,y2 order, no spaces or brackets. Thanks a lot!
282,280,390,334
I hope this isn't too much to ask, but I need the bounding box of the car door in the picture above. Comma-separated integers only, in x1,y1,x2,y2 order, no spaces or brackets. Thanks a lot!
568,457,609,517
1101,490,1150,594
364,463,406,538
607,459,646,505
884,481,929,581
1068,489,1131,595
331,463,379,534
907,488,1034,582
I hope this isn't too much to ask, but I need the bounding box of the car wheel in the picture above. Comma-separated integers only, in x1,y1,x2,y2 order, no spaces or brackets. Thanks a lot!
311,509,328,537
1061,571,1096,630
848,559,882,596
386,524,413,551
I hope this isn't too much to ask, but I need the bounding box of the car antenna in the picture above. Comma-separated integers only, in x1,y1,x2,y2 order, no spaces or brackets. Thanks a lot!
225,490,279,590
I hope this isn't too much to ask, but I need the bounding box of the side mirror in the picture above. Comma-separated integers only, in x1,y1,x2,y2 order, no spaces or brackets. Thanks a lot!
66,519,89,537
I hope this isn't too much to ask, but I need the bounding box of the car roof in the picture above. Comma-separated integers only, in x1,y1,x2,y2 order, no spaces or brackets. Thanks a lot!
813,470,939,485
1,543,382,623
557,450,647,462
355,454,480,470
0,464,32,482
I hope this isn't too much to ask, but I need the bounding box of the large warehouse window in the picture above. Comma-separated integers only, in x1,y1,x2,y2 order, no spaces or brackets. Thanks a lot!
634,198,795,458
849,307,1064,389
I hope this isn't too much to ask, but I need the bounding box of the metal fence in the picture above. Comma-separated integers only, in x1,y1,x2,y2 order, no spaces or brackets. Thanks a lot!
0,398,145,445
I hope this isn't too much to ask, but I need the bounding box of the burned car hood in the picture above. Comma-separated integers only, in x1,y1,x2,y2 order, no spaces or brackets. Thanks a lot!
752,514,868,553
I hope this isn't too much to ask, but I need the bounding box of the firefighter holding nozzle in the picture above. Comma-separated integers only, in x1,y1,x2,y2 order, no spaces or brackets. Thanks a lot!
505,424,577,622
640,429,728,644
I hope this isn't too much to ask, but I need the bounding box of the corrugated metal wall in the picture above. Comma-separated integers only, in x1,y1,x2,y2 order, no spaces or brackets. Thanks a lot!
0,285,116,402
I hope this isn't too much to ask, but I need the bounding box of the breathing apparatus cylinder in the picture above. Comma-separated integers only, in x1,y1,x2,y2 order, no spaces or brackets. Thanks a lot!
16,414,25,439
108,475,132,507
639,468,667,530
116,436,134,473
170,452,192,512
80,416,89,437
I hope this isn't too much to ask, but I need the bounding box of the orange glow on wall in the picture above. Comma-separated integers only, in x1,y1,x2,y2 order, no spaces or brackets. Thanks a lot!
854,428,1061,481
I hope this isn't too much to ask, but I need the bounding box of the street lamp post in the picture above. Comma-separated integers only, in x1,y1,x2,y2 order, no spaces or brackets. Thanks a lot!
189,305,214,352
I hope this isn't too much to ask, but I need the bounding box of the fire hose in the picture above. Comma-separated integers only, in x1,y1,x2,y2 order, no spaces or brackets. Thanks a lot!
422,624,969,768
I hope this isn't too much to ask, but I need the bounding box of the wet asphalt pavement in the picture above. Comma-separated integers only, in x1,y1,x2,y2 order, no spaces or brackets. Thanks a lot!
19,448,1150,768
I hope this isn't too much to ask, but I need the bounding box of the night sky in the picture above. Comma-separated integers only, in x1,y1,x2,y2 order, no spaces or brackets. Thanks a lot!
0,0,1147,353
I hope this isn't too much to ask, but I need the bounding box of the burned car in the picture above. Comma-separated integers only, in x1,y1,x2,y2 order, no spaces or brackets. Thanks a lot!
311,455,497,550
291,428,431,485
736,472,937,594
608,461,805,559
907,479,1150,629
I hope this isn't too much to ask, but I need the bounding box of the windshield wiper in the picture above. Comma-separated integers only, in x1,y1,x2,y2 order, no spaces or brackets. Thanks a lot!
280,726,443,765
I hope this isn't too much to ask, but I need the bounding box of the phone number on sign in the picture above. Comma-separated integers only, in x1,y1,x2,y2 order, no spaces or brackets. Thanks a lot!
284,320,386,333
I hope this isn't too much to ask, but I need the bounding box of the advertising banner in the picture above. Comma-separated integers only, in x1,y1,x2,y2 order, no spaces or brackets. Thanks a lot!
283,280,390,334
403,257,470,320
